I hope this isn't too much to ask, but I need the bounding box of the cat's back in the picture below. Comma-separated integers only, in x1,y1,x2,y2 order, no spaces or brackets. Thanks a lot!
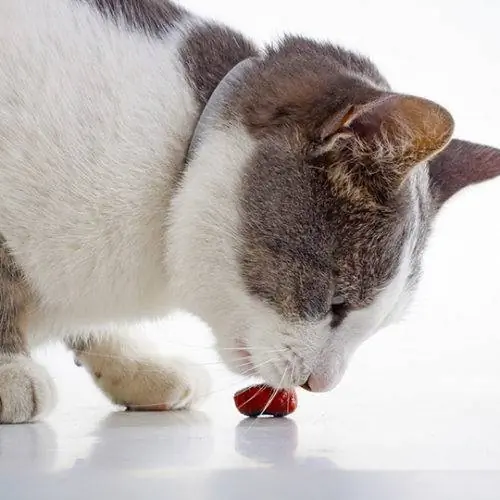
0,0,257,325
0,0,201,205
0,0,255,221
0,0,198,191
0,0,202,320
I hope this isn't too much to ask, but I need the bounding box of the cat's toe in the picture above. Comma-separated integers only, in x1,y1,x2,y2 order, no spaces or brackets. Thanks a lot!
0,357,57,424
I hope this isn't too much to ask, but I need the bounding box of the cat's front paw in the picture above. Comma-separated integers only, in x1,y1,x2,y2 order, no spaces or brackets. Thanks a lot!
92,357,210,411
0,357,56,423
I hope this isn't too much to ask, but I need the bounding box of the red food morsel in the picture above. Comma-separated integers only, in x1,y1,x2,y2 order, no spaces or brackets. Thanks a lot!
234,384,297,417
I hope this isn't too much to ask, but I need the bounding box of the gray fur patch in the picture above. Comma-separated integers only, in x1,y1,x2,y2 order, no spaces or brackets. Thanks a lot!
239,141,412,323
82,0,185,37
0,236,29,355
235,38,432,322
179,23,258,106
429,139,500,206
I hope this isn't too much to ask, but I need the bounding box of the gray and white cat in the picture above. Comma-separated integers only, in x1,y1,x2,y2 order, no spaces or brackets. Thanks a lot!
0,0,499,423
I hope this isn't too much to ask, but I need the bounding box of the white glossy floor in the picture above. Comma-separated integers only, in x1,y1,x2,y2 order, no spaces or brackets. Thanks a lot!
2,1,500,499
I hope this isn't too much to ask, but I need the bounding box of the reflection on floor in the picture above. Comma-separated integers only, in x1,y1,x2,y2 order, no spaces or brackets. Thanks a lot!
2,404,500,500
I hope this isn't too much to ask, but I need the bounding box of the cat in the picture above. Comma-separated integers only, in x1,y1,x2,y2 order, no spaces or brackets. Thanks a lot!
0,0,499,424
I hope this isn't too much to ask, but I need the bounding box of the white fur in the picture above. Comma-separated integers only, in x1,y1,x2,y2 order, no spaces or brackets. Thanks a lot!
0,0,423,420
73,331,210,410
0,0,198,337
0,356,56,423
0,0,207,421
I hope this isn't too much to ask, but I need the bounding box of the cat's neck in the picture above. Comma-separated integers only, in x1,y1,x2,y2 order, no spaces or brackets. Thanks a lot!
167,21,259,190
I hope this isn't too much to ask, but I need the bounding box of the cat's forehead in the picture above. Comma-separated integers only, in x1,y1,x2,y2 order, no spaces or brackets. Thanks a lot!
237,140,425,319
264,37,389,88
229,38,391,150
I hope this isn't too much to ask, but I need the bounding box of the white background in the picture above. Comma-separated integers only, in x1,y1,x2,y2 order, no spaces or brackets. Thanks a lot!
35,0,500,471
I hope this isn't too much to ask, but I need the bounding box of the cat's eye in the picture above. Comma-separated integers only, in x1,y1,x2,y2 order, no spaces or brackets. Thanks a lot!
330,296,347,327
331,295,346,308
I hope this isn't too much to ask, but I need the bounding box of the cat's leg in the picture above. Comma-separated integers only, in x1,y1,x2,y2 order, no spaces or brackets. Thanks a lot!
0,240,56,423
66,330,210,411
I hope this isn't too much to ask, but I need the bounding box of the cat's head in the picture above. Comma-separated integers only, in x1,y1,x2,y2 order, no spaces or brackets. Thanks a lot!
169,37,498,391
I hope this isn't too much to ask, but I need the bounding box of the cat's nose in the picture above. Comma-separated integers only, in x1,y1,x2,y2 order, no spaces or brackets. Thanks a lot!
301,373,332,393
301,380,312,391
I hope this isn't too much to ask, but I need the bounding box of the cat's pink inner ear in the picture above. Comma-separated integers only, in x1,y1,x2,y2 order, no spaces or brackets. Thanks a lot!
319,105,357,142
347,94,455,164
320,95,455,205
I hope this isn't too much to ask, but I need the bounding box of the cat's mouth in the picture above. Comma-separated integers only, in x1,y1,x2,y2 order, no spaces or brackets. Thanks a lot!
227,341,258,377
235,348,252,365
228,343,302,388
221,341,336,390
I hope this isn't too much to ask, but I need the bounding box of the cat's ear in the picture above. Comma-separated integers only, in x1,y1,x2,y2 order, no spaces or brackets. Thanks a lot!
317,94,454,196
428,139,500,207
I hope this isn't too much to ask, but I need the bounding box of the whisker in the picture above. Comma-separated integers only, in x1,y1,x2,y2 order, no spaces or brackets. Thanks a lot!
235,384,267,410
70,352,262,379
232,357,275,378
199,358,281,399
220,347,287,352
118,359,277,409
245,367,289,433
71,347,286,365
72,343,292,410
